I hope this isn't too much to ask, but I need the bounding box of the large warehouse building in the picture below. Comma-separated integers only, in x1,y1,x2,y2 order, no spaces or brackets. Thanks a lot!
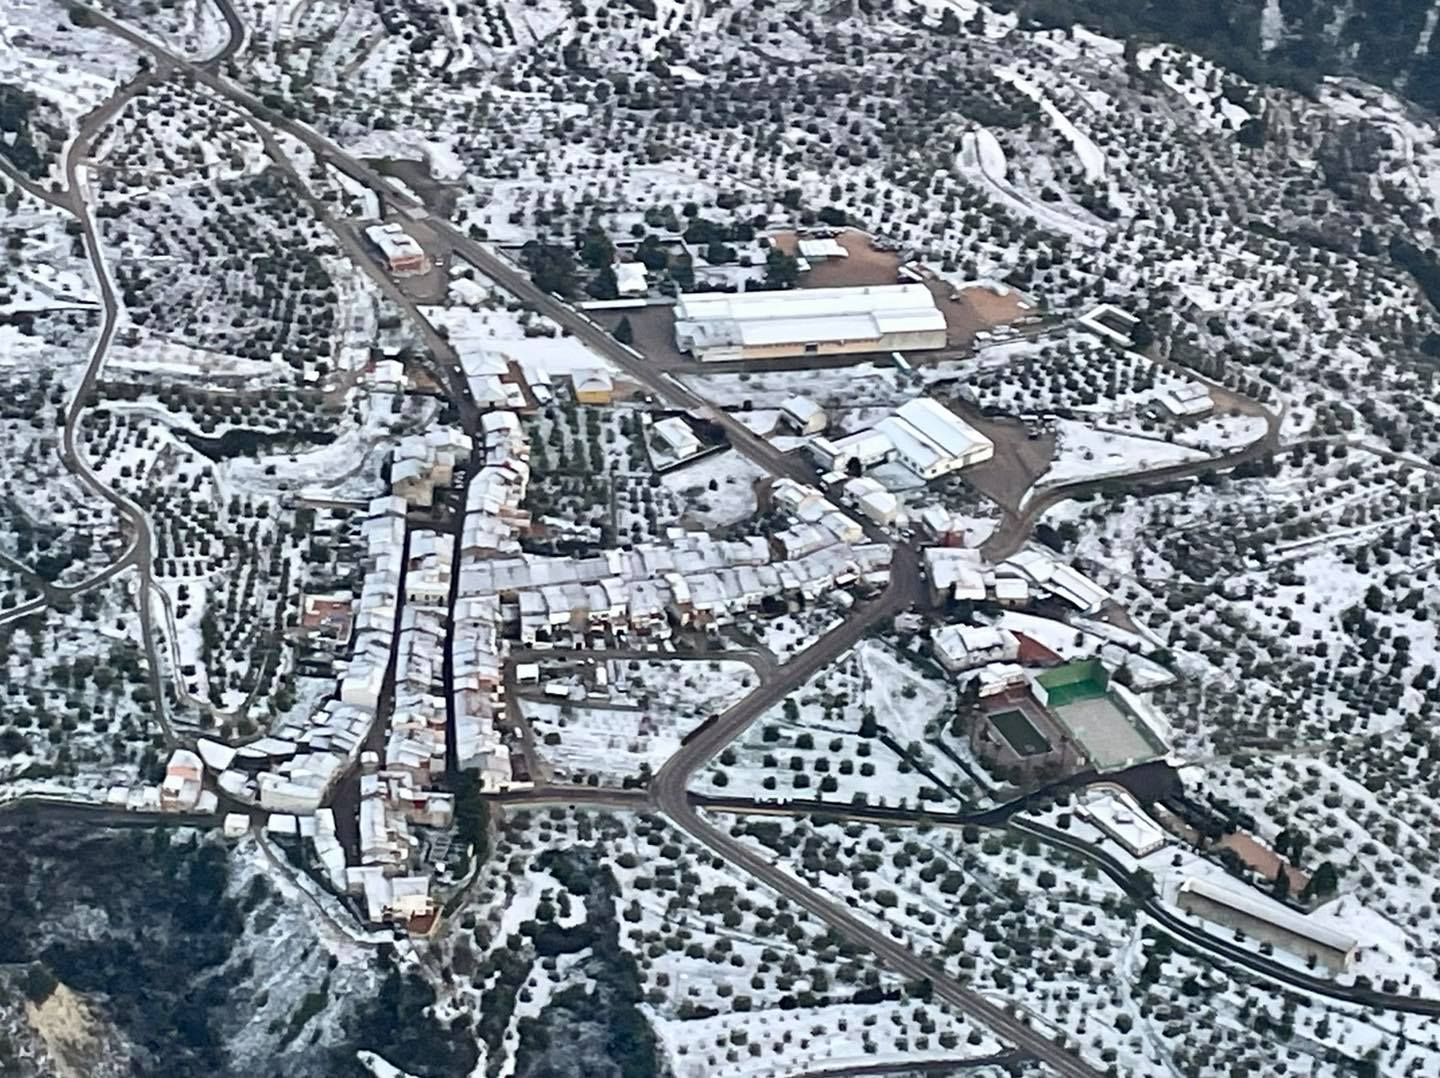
673,284,948,362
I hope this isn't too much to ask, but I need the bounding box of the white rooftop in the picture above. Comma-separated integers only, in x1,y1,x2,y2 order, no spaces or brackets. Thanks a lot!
1179,876,1358,954
675,284,944,349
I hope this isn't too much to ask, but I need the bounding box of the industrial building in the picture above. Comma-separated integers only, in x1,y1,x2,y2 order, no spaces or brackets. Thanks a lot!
1176,877,1358,974
893,398,994,470
673,284,947,362
809,397,992,481
365,223,428,274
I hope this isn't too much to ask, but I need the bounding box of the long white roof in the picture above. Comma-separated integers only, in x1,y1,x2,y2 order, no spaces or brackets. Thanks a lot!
1180,876,1357,954
676,284,944,348
896,397,993,459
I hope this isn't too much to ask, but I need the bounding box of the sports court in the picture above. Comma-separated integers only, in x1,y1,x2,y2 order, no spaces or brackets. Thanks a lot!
1041,661,1165,771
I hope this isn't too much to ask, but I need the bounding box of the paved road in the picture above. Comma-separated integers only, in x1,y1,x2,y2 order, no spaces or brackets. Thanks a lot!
646,552,1102,1078
981,401,1281,563
1014,818,1440,1017
509,644,778,677
791,1051,1027,1078
60,70,175,745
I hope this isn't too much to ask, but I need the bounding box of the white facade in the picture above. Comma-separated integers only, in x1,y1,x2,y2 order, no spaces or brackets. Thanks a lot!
932,624,1020,672
808,429,894,473
842,477,897,525
673,284,947,361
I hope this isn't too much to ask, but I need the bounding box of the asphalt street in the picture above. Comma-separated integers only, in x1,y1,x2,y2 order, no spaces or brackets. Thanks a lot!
44,11,1324,1074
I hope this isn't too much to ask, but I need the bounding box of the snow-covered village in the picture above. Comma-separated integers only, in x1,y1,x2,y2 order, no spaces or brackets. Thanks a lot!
3,0,1440,1075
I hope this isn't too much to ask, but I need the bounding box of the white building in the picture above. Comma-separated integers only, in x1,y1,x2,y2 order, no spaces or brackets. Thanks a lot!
797,237,849,261
842,476,898,526
808,429,894,474
614,262,648,297
1000,548,1110,615
923,547,987,602
875,415,953,480
780,395,827,435
673,284,947,362
651,416,702,461
365,223,428,274
160,748,204,812
1078,787,1169,858
932,624,1020,672
1153,383,1214,418
894,397,994,470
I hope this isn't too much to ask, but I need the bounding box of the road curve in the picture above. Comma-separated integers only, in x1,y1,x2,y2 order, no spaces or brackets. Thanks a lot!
67,12,1097,1067
1015,818,1440,1017
61,73,175,745
649,554,1101,1078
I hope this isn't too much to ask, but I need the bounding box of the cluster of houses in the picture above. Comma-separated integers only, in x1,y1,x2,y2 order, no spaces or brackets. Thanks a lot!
923,546,1111,614
206,494,410,815
459,524,891,648
391,428,473,507
105,747,217,814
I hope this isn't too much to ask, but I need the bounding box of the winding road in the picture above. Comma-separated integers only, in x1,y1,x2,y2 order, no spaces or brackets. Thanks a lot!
33,8,1346,1075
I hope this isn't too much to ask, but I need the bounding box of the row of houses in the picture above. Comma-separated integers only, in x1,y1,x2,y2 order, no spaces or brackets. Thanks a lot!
453,519,889,646
452,397,534,792
210,495,411,814
924,546,1112,615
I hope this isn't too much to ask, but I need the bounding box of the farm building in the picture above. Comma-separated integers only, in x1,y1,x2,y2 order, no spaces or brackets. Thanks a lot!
1176,877,1358,974
673,284,947,362
365,223,428,273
